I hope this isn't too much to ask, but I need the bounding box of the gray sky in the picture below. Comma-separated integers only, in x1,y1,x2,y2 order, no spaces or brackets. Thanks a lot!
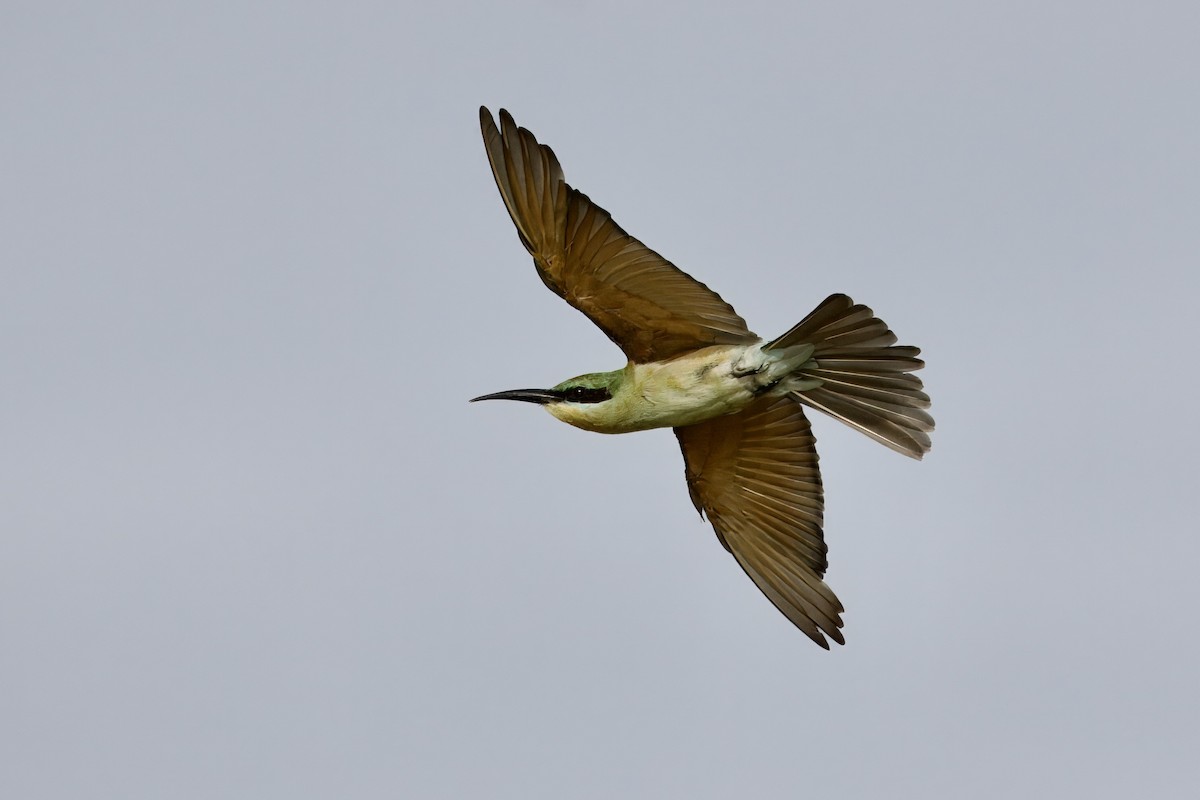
4,2,1198,798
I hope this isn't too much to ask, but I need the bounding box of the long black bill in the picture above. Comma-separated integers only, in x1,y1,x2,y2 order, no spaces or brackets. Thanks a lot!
469,388,564,405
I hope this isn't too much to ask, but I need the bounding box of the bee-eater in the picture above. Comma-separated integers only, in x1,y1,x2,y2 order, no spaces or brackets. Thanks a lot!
472,108,933,648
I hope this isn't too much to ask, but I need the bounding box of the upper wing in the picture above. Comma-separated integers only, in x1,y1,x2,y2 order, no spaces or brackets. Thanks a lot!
480,107,758,364
675,396,845,648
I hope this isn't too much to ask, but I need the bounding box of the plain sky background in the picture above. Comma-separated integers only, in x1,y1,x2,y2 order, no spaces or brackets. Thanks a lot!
3,2,1198,798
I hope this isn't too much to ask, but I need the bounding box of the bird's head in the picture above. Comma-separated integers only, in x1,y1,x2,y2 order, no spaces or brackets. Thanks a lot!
471,369,624,432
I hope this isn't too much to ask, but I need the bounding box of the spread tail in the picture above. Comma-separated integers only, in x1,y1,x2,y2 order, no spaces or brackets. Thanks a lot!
765,294,933,459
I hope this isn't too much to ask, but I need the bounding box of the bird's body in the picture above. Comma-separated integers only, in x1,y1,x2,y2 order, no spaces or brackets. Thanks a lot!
544,342,817,434
472,107,934,648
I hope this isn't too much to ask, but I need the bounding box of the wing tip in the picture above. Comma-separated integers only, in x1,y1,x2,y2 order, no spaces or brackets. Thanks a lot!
804,619,845,649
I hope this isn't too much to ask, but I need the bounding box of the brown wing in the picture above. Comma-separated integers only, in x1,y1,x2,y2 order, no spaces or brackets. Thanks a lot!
675,396,845,648
480,107,758,363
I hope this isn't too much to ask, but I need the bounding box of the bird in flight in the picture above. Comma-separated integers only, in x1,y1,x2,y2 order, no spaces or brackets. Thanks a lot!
472,108,933,648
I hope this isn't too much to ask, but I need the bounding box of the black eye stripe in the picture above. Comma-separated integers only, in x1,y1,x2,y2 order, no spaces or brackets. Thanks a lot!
564,387,611,404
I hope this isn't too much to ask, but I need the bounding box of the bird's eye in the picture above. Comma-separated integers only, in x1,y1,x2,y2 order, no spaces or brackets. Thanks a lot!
567,387,587,400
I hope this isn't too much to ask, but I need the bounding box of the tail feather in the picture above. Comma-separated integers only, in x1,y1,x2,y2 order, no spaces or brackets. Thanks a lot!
766,294,933,459
767,294,892,350
808,367,925,394
767,294,857,346
814,348,923,372
810,372,931,411
797,388,933,458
